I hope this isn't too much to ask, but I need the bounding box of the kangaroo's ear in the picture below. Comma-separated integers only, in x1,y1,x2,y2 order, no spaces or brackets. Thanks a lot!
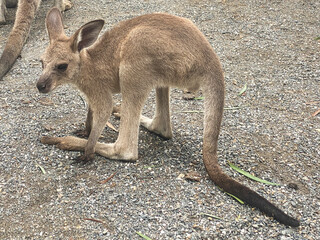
70,20,105,52
46,8,65,42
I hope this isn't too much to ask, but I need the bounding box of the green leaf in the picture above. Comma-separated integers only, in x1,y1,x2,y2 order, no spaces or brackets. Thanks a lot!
238,83,247,96
194,96,205,100
136,232,152,240
200,212,223,220
218,187,244,204
225,192,245,204
315,36,320,40
143,165,156,169
228,162,280,186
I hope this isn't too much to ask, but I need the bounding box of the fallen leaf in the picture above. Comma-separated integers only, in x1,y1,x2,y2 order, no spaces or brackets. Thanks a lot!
225,191,245,204
228,162,280,186
39,97,54,106
194,96,204,100
21,99,32,104
42,124,55,131
305,101,319,105
238,83,247,96
224,106,246,110
100,172,117,184
185,171,202,182
36,163,46,174
179,110,204,113
217,186,244,204
83,217,115,232
136,232,152,240
180,106,246,113
200,212,223,220
106,121,118,132
176,173,185,180
192,225,204,231
83,218,105,224
311,108,320,117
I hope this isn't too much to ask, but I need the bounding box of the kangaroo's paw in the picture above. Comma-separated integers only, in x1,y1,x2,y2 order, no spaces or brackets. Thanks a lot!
140,116,173,140
95,143,138,162
72,153,94,165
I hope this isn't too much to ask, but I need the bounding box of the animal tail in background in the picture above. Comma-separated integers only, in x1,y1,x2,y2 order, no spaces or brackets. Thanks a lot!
0,0,41,80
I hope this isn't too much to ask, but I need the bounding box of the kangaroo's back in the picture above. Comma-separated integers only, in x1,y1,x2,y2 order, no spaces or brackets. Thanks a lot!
88,13,220,89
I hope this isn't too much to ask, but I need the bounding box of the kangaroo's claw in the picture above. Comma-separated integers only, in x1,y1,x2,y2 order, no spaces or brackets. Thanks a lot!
72,153,94,165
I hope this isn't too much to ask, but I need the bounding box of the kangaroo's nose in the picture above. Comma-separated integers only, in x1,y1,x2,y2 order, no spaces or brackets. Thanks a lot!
37,82,47,92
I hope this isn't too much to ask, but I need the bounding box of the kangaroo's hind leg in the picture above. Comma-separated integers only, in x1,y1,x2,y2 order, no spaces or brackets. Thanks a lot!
140,87,173,139
114,87,173,139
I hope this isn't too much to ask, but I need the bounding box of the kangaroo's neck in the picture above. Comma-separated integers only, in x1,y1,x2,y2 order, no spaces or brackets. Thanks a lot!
75,49,120,98
75,24,138,96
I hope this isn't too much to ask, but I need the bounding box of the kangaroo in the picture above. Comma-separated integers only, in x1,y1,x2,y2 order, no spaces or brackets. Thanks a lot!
37,8,300,227
0,0,72,80
0,0,16,23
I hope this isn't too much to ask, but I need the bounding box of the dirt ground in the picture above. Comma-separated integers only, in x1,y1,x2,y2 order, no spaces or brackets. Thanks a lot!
0,0,319,239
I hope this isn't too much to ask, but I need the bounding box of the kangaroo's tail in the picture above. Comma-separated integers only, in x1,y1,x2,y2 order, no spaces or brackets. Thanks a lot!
0,0,41,80
202,59,299,227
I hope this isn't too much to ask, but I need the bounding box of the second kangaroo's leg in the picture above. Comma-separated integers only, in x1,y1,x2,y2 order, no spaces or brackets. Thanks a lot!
54,0,72,11
140,87,173,139
74,107,93,138
0,0,6,24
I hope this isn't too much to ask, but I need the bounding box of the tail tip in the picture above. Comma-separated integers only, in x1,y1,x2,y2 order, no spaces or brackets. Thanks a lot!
276,215,300,227
288,218,300,227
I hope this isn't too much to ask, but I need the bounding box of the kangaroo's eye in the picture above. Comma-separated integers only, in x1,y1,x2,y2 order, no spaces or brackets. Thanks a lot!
57,63,68,72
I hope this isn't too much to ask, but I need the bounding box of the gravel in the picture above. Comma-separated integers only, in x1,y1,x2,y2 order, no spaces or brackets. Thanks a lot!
0,0,319,239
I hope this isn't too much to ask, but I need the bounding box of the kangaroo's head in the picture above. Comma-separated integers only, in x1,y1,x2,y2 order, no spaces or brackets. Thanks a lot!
37,8,104,93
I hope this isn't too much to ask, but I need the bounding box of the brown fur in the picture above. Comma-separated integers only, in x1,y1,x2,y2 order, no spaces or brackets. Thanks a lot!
37,8,299,227
0,0,72,80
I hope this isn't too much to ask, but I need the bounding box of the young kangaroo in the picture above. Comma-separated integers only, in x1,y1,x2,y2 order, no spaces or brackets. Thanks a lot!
0,0,72,80
37,8,299,227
